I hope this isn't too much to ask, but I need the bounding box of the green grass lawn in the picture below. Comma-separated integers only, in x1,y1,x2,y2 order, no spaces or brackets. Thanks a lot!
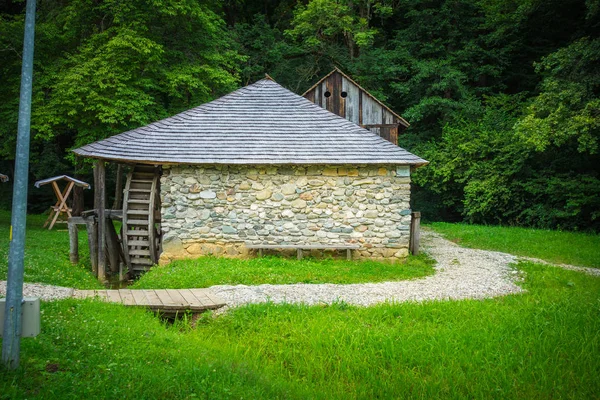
2,213,599,398
1,262,599,399
428,222,600,268
132,254,435,289
0,211,102,289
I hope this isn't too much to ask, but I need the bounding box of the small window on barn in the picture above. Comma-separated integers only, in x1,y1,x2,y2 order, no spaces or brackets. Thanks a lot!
341,91,348,98
324,91,331,98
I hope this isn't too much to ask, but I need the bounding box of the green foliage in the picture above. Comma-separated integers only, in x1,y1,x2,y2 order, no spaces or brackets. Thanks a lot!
132,254,435,289
0,0,243,168
2,262,599,398
415,91,600,230
515,37,600,154
0,211,102,289
428,222,600,267
1,0,599,231
286,0,378,55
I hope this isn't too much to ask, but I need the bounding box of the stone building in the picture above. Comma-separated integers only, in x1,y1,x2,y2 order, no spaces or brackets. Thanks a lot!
74,78,427,268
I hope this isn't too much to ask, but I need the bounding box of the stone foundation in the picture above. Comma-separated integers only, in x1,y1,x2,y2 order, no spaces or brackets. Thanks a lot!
159,164,412,264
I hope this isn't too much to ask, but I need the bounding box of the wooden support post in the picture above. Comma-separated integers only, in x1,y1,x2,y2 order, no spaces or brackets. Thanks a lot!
112,164,123,210
68,220,79,264
409,211,421,256
105,218,121,274
85,216,98,275
346,248,352,261
95,160,107,281
119,262,126,283
297,248,303,260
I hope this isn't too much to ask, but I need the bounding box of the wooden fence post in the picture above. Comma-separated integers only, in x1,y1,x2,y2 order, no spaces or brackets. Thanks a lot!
85,216,98,276
409,211,421,256
68,220,79,264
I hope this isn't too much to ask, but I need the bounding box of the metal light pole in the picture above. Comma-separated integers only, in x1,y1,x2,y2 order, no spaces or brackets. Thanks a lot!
2,0,37,370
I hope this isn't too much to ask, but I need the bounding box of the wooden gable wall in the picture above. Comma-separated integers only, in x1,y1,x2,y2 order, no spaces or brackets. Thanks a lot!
303,70,408,145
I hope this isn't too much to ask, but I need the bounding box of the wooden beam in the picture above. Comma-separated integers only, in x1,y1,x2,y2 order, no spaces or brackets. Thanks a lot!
105,219,121,274
112,164,123,210
410,211,421,256
95,160,107,281
85,216,98,275
68,220,79,264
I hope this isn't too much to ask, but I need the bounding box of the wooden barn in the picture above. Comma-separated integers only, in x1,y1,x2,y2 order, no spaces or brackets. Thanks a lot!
72,77,427,281
303,68,409,145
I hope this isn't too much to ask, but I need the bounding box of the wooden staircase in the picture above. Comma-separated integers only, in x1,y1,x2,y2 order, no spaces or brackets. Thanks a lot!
122,165,161,275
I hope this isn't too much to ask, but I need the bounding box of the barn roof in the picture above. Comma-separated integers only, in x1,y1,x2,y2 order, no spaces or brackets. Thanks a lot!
34,175,91,189
73,78,427,166
302,67,410,128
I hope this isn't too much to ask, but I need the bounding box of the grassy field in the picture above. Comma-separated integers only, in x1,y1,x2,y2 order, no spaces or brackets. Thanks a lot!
132,254,435,289
428,222,600,268
0,211,101,289
1,213,599,398
1,262,599,399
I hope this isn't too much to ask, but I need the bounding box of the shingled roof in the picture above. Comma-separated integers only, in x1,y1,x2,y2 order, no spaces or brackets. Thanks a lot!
73,79,427,166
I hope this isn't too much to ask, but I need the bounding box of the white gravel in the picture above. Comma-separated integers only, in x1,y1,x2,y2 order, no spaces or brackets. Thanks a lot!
0,281,73,301
2,229,597,306
210,230,526,309
519,257,600,277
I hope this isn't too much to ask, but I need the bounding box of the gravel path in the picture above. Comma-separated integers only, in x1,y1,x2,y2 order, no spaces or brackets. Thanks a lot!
2,230,597,306
519,257,600,277
0,281,73,301
210,230,526,308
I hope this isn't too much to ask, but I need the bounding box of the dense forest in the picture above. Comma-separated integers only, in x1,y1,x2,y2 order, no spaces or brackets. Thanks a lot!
0,0,598,231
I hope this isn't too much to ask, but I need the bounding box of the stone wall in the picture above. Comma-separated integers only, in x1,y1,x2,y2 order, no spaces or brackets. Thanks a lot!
159,164,412,263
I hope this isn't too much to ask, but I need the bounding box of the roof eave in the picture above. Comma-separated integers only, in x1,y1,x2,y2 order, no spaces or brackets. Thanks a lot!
72,150,428,167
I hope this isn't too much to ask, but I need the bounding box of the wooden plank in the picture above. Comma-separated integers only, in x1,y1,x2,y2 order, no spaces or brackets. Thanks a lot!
106,290,122,303
94,290,109,301
119,290,136,306
127,219,150,225
68,216,86,225
155,290,176,307
126,230,149,236
73,289,226,311
190,289,213,307
129,249,151,256
128,240,150,246
179,289,205,307
359,90,363,125
126,209,150,215
132,290,149,306
128,199,150,204
143,290,164,306
72,290,93,299
165,289,187,307
131,258,153,265
201,290,226,306
190,289,224,308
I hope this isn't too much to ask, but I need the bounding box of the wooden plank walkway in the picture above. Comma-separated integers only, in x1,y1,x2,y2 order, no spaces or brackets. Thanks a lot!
72,289,226,313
